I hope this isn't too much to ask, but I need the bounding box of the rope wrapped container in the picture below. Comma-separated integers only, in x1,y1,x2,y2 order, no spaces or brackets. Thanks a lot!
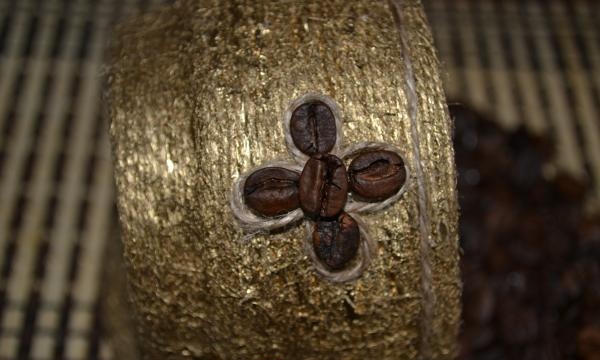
105,0,461,358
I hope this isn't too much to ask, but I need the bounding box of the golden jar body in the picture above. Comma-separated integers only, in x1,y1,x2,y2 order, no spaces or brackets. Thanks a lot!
106,0,460,358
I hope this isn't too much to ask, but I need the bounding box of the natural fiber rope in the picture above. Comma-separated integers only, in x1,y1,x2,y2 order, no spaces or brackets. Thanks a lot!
390,0,435,357
109,0,459,356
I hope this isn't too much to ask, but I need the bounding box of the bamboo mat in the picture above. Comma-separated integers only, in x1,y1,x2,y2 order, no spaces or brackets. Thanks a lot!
0,0,597,359
426,0,600,209
0,1,164,359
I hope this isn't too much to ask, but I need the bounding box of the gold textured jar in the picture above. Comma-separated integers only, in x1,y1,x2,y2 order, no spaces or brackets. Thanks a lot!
106,0,460,359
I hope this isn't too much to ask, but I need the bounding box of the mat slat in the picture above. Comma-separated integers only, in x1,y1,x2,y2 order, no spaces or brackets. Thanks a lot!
0,0,158,359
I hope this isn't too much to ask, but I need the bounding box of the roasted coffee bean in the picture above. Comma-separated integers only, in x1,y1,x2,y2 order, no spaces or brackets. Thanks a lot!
451,103,600,359
299,154,348,218
578,326,600,360
290,101,337,155
243,167,300,217
313,212,360,270
348,150,405,201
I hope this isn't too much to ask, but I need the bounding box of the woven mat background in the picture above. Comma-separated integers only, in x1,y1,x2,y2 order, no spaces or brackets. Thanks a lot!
0,0,597,359
428,0,600,209
0,1,165,359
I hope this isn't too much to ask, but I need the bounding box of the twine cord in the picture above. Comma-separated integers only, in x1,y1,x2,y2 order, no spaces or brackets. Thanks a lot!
390,0,435,357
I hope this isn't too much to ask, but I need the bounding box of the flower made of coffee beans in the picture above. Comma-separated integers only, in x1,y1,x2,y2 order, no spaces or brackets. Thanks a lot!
231,93,409,282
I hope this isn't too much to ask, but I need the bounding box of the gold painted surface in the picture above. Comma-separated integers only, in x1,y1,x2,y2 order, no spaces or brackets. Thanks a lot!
106,0,460,358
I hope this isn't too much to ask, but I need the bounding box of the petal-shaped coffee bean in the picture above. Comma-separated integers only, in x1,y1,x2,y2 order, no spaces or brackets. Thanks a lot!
243,167,300,217
299,154,348,218
290,101,337,156
313,213,360,270
348,150,406,201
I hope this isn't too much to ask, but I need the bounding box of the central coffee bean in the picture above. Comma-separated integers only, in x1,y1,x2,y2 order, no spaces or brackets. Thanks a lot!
313,212,360,270
243,167,300,217
348,150,406,201
290,101,337,156
299,154,348,218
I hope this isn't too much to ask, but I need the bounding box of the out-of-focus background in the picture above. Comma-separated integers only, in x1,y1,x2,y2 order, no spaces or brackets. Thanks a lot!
0,1,165,358
0,0,598,359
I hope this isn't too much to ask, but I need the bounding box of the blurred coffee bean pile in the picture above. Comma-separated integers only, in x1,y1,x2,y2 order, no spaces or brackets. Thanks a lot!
451,104,600,360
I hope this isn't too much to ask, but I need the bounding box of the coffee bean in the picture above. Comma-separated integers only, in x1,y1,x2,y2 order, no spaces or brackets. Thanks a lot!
464,280,495,324
499,305,538,344
450,103,600,359
577,326,600,360
313,213,360,270
243,167,300,217
348,150,406,201
290,101,337,155
299,154,348,218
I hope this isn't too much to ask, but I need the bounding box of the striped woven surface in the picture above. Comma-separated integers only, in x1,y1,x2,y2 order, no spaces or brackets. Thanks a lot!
0,1,164,359
428,0,600,208
0,0,597,359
